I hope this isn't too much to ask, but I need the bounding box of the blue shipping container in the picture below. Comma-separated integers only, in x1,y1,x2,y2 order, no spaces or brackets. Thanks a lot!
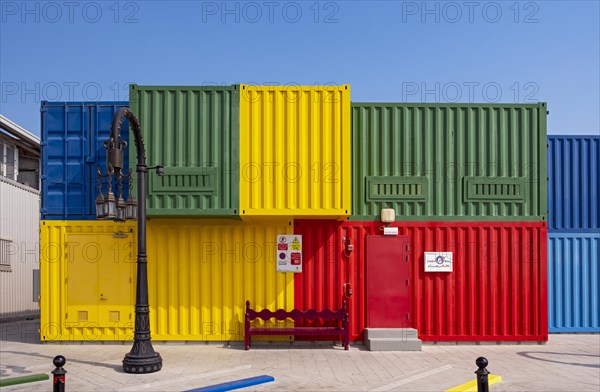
41,101,129,219
549,232,600,332
548,136,600,230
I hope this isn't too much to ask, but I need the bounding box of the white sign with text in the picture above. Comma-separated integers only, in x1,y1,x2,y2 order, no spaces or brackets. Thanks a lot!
424,252,453,272
276,234,302,273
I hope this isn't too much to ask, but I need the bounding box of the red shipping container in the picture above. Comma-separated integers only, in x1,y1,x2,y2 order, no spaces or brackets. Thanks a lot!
294,220,548,342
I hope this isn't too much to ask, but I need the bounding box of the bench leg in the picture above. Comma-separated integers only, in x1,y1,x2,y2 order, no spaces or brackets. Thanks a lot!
344,331,349,350
245,335,250,351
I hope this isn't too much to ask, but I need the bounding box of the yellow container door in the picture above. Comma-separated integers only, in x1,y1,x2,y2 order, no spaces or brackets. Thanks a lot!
65,233,134,327
66,234,99,324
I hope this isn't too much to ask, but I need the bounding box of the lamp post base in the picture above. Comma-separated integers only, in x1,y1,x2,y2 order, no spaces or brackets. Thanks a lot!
123,351,163,374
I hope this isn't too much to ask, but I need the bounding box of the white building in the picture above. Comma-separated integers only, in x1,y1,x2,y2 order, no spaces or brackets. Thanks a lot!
0,115,40,321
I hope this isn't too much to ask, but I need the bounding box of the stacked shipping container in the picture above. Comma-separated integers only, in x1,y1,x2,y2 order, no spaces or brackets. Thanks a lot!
239,85,351,218
129,85,240,217
547,136,599,332
40,102,130,219
39,89,554,343
295,220,548,342
350,104,547,221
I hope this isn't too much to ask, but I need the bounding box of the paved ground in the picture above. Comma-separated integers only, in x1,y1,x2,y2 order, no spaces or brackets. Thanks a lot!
1,320,599,391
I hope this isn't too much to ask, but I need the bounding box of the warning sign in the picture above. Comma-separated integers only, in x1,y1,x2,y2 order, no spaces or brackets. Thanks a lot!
276,235,302,273
291,237,301,251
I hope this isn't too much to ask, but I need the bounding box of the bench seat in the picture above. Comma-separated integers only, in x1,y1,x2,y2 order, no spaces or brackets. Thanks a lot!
244,300,349,351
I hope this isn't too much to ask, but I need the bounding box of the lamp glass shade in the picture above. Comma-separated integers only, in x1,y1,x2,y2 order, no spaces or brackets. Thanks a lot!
104,191,117,219
125,196,137,220
116,196,126,222
95,193,106,219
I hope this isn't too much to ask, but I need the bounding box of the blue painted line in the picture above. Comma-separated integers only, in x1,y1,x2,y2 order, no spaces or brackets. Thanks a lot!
185,375,275,392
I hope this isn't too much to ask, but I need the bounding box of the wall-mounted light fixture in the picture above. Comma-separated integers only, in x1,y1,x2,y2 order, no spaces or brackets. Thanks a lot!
380,208,395,224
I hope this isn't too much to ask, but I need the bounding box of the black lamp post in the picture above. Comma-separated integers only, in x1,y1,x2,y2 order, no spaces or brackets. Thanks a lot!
97,108,163,373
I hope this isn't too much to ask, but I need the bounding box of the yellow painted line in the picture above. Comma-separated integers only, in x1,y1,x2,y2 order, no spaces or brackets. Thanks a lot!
445,374,502,392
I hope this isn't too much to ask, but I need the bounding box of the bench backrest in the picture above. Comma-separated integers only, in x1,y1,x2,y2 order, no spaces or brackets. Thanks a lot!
245,300,348,322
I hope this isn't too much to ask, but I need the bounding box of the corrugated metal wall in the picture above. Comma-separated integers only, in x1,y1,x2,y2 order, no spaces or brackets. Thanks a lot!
41,101,130,220
40,220,136,341
239,85,351,218
0,178,40,319
129,85,240,217
295,220,548,342
294,221,366,341
548,232,600,332
147,219,294,340
548,136,599,230
351,104,547,221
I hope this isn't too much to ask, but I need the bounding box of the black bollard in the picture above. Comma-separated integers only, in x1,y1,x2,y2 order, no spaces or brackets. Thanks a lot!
51,355,67,392
475,357,490,392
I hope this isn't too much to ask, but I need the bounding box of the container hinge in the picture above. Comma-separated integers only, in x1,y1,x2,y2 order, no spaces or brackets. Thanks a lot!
406,278,409,286
66,313,68,319
65,278,68,284
406,312,409,320
129,277,132,283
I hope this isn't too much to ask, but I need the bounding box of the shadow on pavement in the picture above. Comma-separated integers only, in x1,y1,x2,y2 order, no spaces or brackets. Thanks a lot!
517,351,600,368
2,350,124,373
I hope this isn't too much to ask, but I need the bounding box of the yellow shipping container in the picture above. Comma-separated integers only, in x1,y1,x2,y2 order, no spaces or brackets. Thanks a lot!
239,85,351,219
40,220,137,341
40,219,294,342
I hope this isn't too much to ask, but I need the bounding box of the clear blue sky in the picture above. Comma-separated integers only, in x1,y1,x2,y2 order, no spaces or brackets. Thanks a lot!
1,0,598,136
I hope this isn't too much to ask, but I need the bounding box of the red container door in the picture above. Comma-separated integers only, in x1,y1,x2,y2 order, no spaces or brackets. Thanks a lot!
367,235,411,328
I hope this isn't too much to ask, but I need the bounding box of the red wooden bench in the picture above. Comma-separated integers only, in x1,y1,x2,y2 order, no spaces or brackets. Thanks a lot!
244,300,349,351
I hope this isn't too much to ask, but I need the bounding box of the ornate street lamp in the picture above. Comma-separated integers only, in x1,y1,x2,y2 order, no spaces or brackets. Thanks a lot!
96,108,163,373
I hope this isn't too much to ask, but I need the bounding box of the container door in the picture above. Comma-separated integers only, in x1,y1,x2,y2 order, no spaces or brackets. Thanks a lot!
366,235,411,328
41,104,89,217
66,234,99,325
97,232,135,326
66,233,134,327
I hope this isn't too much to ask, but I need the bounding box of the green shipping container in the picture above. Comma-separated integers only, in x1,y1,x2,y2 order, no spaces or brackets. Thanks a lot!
129,85,239,217
351,103,547,221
